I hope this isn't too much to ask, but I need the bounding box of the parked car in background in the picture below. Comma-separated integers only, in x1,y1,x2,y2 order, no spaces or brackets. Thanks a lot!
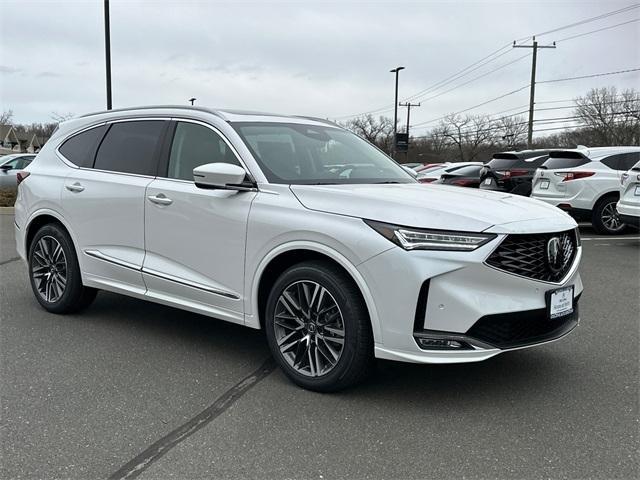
417,162,483,184
532,147,640,234
617,159,640,228
0,154,36,190
479,150,549,196
434,164,484,188
14,106,583,392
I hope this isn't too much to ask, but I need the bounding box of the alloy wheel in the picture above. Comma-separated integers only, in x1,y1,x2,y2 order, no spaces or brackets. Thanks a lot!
601,201,625,233
273,280,345,377
32,236,68,303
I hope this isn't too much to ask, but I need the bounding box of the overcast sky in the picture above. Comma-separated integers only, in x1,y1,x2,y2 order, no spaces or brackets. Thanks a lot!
1,0,638,135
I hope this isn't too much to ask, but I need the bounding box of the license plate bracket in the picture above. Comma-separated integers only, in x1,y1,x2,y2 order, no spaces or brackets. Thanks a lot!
540,179,550,190
634,185,640,196
546,285,574,320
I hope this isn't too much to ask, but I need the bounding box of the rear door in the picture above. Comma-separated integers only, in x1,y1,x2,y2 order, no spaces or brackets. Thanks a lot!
60,119,168,294
142,119,256,325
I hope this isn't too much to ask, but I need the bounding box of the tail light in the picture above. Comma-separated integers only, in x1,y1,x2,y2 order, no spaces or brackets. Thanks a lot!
496,169,528,178
16,171,30,185
452,179,475,187
419,178,437,184
554,171,595,182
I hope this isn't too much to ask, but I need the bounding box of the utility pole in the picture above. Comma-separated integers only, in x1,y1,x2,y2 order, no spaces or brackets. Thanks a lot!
513,37,555,148
399,102,420,160
390,66,405,158
104,0,112,110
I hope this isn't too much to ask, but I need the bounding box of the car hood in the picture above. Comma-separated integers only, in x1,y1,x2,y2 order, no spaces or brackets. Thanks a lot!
290,183,577,233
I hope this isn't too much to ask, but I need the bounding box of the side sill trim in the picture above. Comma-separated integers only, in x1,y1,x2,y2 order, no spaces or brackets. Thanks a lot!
84,249,140,271
142,268,240,300
84,249,240,300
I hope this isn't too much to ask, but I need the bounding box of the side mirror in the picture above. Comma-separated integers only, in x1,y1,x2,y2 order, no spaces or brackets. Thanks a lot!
402,165,418,178
193,163,252,190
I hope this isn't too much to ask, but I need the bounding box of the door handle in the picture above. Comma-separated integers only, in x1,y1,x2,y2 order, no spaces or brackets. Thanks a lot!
147,193,173,206
65,182,84,193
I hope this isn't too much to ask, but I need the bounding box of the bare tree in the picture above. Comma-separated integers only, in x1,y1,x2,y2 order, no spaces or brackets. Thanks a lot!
574,87,640,145
438,113,496,161
0,110,13,125
496,115,527,149
342,114,394,153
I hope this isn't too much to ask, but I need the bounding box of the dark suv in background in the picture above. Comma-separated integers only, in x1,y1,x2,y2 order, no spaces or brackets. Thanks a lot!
479,150,549,196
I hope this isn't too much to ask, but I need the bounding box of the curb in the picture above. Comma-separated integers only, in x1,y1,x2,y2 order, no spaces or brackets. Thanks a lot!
0,207,15,215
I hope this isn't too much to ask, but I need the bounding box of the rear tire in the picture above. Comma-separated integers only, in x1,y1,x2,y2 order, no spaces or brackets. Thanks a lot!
592,195,627,235
264,260,374,392
28,223,97,314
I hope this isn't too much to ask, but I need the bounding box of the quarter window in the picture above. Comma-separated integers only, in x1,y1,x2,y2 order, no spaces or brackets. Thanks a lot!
58,125,107,168
94,121,165,175
167,122,241,181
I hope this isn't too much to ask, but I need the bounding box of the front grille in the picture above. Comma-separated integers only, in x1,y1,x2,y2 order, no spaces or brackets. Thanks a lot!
486,229,578,282
466,301,579,349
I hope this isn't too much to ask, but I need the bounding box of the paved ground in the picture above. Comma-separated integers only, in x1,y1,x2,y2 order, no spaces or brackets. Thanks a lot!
1,212,638,479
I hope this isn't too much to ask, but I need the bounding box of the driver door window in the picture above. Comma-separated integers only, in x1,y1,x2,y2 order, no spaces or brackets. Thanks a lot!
167,122,240,181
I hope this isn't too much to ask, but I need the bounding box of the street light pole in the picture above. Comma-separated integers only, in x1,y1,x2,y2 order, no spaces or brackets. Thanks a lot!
104,0,112,110
189,98,196,105
390,66,405,158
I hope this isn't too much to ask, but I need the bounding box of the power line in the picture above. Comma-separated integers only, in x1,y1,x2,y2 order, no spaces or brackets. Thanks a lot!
538,67,640,84
554,17,640,43
411,84,530,128
410,53,531,105
523,4,640,40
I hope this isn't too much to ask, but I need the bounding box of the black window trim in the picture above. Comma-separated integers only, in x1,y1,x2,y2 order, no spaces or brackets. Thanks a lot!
156,117,255,185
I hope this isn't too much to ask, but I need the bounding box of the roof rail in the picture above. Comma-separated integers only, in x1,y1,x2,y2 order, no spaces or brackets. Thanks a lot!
292,116,341,127
79,105,223,119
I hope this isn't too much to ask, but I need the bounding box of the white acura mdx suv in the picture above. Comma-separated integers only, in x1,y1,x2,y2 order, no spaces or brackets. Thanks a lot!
15,106,583,391
531,147,640,234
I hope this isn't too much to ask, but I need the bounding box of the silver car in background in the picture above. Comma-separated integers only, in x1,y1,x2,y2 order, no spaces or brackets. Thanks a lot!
0,154,36,190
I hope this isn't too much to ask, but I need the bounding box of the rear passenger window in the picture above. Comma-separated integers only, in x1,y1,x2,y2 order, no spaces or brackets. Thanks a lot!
542,156,589,169
166,122,241,181
94,121,165,176
58,125,107,168
617,153,640,171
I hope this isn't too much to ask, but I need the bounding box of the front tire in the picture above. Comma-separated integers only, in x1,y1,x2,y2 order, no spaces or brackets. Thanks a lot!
28,223,97,314
592,195,626,235
265,261,373,392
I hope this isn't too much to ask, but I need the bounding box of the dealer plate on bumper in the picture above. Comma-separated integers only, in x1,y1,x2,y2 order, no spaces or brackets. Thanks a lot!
546,285,574,319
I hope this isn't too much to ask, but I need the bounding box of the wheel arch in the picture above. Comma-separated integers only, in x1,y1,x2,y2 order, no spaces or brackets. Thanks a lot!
24,209,79,260
250,242,382,343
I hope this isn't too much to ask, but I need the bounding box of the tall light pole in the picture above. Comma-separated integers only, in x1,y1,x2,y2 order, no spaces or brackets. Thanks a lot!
104,0,112,110
390,66,405,158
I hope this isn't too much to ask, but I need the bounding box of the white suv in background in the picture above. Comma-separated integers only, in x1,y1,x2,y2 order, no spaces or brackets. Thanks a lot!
617,159,640,227
531,147,640,234
15,106,583,391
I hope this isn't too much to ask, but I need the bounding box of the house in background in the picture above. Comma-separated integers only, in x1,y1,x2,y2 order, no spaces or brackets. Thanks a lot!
0,124,47,155
0,124,20,155
16,132,43,153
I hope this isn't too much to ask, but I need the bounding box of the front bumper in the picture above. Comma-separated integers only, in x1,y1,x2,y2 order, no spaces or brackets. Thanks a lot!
357,233,583,364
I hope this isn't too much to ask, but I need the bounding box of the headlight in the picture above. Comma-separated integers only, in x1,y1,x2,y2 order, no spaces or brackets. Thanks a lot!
364,220,496,251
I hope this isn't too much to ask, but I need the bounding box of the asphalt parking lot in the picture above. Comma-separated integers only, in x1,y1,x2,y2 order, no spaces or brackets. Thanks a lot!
1,212,638,480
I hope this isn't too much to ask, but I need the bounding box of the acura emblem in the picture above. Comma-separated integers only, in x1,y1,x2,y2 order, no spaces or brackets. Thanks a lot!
546,237,563,273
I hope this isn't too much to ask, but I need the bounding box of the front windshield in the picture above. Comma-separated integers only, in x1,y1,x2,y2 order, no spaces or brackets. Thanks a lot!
232,122,415,185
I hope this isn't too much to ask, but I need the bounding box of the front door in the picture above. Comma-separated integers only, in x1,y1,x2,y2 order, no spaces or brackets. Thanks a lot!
143,120,256,324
